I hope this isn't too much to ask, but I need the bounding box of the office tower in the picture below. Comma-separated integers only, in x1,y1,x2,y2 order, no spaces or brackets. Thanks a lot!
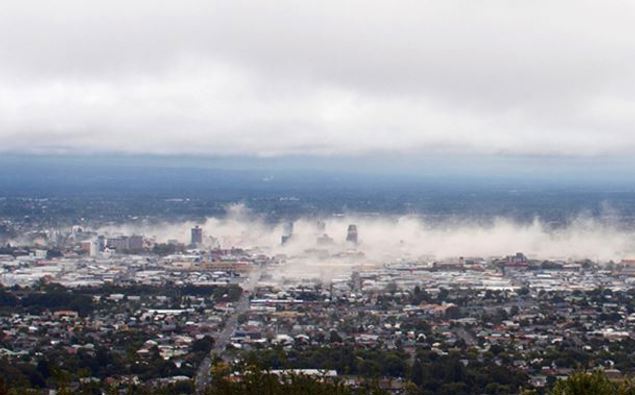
281,222,294,245
107,236,130,251
129,235,144,252
191,226,203,246
97,235,106,251
346,224,358,244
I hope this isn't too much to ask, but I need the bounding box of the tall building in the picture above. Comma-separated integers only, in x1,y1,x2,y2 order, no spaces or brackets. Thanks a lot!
346,224,358,244
129,235,144,252
80,240,91,254
97,235,107,251
107,236,129,251
191,226,203,246
281,222,294,245
81,240,99,257
506,252,528,267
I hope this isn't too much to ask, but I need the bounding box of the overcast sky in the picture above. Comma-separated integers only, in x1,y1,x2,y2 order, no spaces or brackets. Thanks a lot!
1,0,635,157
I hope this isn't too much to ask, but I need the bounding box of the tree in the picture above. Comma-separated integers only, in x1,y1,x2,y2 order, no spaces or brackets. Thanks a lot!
510,305,520,316
550,370,635,395
437,288,449,302
205,365,388,395
518,287,530,296
192,336,215,354
404,381,419,395
411,358,423,387
0,377,8,395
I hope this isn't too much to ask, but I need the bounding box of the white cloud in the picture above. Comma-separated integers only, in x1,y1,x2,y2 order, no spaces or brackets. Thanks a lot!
1,0,635,156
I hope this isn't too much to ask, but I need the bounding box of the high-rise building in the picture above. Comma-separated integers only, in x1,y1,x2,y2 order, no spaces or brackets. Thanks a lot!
107,236,130,251
97,235,107,251
89,241,99,257
191,226,203,246
80,240,92,254
81,240,99,257
346,224,358,244
129,235,144,252
506,252,528,267
281,222,294,245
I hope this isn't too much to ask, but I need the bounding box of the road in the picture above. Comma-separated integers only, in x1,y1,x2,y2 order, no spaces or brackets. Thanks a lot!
194,269,261,394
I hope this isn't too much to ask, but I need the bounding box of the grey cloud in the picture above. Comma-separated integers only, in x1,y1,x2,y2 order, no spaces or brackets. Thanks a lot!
1,0,635,156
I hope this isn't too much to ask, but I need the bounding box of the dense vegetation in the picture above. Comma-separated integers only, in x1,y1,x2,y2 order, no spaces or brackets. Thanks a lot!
0,282,242,316
2,359,635,394
0,283,94,315
243,345,408,377
206,364,388,395
240,346,528,395
549,370,635,395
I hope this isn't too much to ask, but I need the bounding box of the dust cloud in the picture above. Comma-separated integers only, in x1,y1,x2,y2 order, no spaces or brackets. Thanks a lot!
98,203,635,264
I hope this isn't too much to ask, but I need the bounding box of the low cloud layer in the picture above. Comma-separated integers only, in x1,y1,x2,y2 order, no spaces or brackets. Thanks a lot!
2,1,635,156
